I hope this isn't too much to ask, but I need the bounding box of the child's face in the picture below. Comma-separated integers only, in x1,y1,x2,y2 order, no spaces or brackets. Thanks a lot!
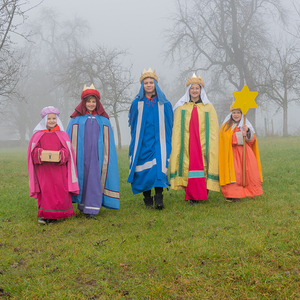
86,97,97,113
46,114,57,129
231,109,242,123
144,78,155,95
189,84,201,101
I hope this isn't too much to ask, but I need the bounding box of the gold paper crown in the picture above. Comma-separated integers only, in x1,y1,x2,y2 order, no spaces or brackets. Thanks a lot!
230,98,241,112
81,83,100,100
140,68,158,84
186,73,205,87
83,83,96,91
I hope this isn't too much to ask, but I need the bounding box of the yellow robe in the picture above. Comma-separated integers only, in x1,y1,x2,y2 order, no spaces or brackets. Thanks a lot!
170,102,220,192
218,123,263,186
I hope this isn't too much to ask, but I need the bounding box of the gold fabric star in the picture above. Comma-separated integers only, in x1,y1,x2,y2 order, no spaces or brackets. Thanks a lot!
232,85,258,115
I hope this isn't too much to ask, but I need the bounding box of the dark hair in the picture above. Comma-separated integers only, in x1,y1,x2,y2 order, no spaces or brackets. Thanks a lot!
84,95,97,102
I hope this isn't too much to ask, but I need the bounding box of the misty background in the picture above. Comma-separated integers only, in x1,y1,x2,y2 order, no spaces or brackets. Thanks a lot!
0,0,300,148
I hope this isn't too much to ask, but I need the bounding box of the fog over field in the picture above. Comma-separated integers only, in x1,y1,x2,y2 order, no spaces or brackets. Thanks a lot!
0,0,299,145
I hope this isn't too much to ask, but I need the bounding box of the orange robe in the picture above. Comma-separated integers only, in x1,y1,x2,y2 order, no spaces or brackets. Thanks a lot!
219,124,263,199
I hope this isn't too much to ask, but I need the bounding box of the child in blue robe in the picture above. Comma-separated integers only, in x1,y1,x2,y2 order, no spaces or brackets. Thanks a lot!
128,68,173,209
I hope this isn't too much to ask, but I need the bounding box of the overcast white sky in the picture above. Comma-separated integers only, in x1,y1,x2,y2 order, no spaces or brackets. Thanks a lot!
34,0,177,79
22,0,179,143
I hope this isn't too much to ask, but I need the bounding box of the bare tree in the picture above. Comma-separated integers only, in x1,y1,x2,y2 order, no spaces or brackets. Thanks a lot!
0,0,31,52
165,0,287,126
291,1,300,38
28,7,89,122
65,46,134,149
0,49,23,104
101,55,134,149
260,41,300,136
5,8,133,148
3,8,87,141
0,0,42,106
5,43,59,143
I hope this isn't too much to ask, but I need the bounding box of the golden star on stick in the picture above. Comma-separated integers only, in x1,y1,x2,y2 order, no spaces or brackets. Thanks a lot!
232,84,258,188
232,85,258,115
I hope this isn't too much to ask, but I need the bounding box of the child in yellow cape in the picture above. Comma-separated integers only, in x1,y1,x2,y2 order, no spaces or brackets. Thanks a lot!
219,100,263,202
169,73,220,205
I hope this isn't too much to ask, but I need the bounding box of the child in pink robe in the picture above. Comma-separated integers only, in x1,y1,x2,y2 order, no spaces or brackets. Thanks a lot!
27,106,79,224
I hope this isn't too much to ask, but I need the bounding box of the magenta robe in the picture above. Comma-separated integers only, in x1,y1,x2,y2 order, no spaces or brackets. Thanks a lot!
185,106,208,201
27,130,79,219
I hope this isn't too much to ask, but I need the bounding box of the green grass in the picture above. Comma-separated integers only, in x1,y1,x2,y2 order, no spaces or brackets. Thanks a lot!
0,137,300,299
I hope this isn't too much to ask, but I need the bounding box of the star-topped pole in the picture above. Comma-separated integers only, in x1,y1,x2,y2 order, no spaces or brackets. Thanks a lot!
232,84,258,187
232,85,258,115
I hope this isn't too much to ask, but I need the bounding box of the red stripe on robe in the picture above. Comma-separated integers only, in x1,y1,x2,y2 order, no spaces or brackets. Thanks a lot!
185,106,208,201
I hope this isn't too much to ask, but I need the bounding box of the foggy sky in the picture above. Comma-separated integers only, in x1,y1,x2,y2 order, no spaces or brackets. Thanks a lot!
38,0,176,78
22,0,177,144
31,0,300,137
2,0,298,141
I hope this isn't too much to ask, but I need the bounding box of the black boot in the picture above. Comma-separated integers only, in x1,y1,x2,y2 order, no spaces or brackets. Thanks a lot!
143,196,153,208
189,200,199,205
154,194,164,210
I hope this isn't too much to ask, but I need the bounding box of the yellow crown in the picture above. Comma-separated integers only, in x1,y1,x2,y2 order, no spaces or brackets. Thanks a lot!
140,68,158,83
230,98,241,112
186,73,204,87
82,83,96,91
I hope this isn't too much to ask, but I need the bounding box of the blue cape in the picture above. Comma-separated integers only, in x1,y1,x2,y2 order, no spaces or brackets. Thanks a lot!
67,114,120,209
128,80,169,124
128,88,173,194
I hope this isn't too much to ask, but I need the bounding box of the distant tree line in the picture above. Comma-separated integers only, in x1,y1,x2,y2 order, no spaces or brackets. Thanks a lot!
1,0,300,139
0,5,133,148
165,0,300,135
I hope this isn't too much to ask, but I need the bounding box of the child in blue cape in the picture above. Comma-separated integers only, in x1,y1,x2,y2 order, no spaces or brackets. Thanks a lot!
67,85,120,218
128,68,173,209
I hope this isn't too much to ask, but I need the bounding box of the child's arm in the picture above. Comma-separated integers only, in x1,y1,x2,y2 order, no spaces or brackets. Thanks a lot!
233,125,254,146
242,125,248,137
32,142,44,165
241,125,254,143
59,147,70,165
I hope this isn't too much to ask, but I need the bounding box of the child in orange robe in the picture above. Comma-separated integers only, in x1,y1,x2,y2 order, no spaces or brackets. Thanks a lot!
219,102,263,202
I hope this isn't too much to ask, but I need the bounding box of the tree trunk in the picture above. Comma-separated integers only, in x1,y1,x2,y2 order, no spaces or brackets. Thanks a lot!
113,112,122,150
246,109,256,129
283,94,288,136
271,119,274,136
264,117,268,136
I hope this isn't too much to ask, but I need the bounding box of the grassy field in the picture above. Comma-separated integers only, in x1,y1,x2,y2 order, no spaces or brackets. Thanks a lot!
0,136,300,299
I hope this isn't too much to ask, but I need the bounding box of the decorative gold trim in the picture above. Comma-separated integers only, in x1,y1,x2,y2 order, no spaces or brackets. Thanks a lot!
103,189,119,199
71,124,78,163
101,125,109,191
